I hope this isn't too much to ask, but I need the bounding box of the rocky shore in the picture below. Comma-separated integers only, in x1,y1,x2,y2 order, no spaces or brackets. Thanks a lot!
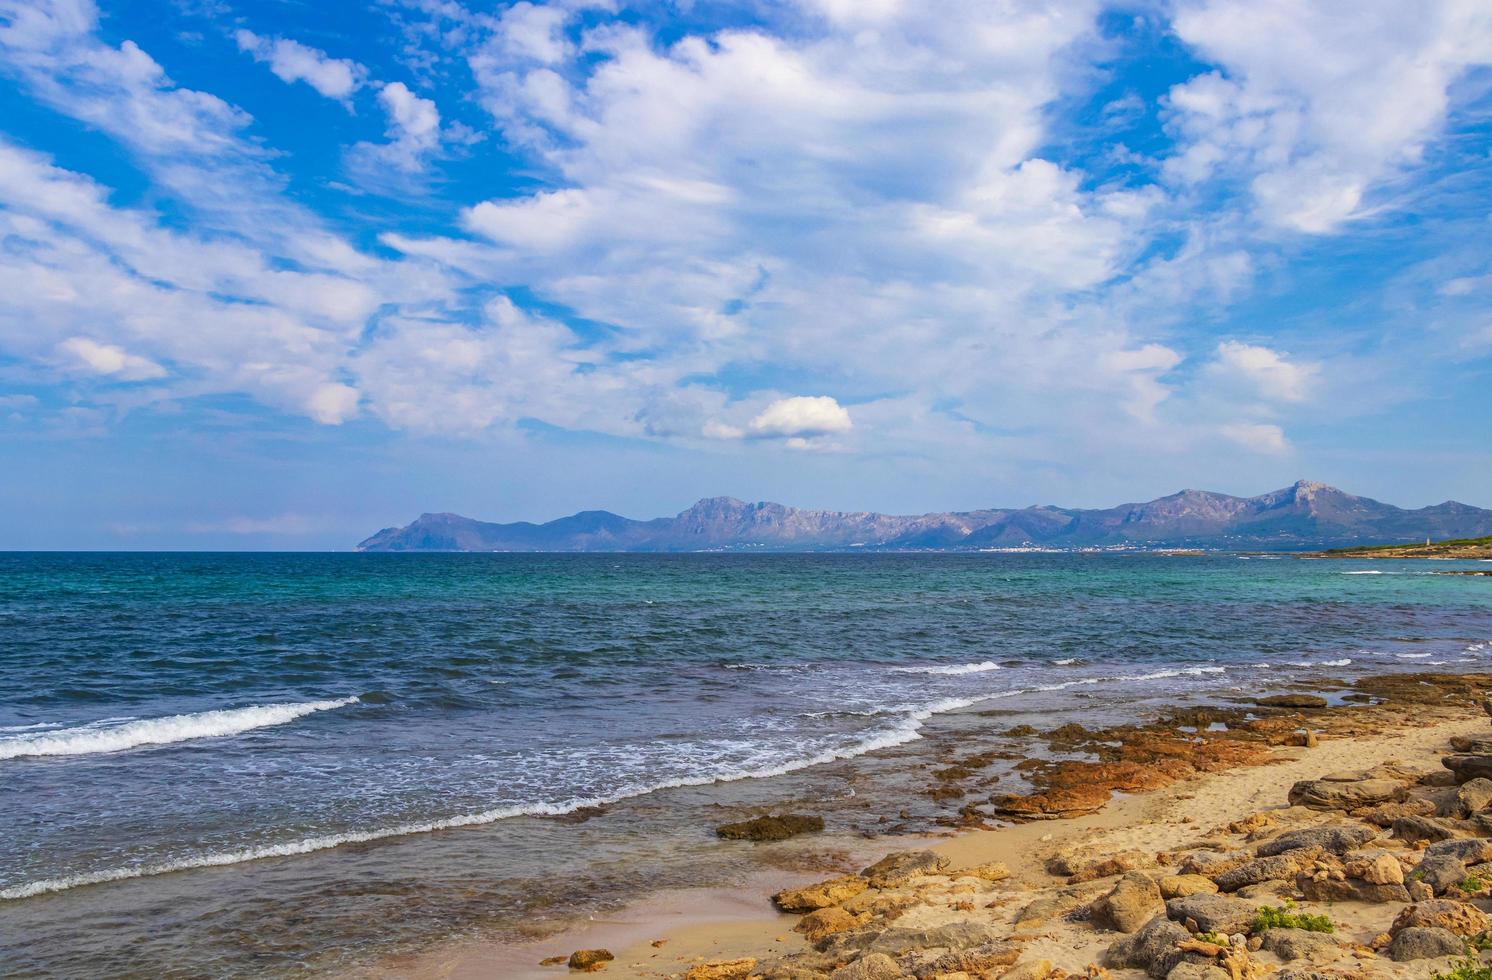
528,673,1492,980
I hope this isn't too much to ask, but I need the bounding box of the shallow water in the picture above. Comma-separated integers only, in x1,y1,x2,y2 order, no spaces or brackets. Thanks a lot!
1,552,1489,976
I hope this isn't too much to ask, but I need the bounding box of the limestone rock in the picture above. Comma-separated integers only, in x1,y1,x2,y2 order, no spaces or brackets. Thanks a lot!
685,959,757,980
1255,827,1373,857
1390,900,1490,937
1165,894,1258,936
1093,872,1165,933
774,876,870,912
1426,838,1492,864
1451,778,1492,817
1214,851,1319,892
915,942,1022,977
1393,814,1471,844
1443,755,1492,784
1104,915,1194,978
717,813,824,841
960,862,1012,883
830,953,907,980
1287,778,1407,810
796,907,867,941
1164,963,1230,980
861,851,950,888
1001,960,1054,980
1388,927,1467,962
992,785,1111,820
1296,874,1410,903
1255,695,1328,709
1342,850,1404,885
1410,854,1469,896
1160,875,1219,899
568,948,615,970
1258,929,1340,962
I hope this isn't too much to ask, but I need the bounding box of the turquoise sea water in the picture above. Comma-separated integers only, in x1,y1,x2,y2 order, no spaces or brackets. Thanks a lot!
1,552,1489,976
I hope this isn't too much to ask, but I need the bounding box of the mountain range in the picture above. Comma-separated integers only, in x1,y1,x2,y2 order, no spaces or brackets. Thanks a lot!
355,481,1492,553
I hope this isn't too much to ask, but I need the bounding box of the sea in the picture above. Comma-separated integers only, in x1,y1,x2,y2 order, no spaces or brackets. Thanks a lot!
2,552,1490,977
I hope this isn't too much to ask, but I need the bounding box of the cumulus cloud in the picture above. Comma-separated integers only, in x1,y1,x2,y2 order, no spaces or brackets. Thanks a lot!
234,30,364,102
1210,341,1317,403
748,396,852,438
0,0,1487,492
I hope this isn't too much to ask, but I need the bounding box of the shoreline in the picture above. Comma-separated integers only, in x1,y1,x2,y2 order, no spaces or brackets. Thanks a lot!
370,672,1492,980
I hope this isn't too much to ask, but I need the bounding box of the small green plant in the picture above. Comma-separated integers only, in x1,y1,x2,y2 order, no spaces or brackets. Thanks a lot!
1459,876,1487,894
1431,956,1492,980
1253,900,1334,934
1195,931,1229,946
1467,933,1492,953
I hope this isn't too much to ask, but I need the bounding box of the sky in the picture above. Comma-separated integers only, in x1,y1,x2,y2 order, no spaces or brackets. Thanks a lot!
0,0,1489,549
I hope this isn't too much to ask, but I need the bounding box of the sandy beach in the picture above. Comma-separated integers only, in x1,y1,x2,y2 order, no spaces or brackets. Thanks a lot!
368,672,1492,980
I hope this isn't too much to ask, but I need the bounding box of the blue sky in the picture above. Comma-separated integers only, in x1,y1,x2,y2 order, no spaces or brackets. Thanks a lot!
0,0,1489,549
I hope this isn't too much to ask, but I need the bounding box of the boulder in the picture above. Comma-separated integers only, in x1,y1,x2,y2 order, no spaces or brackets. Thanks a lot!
774,876,869,912
1093,872,1165,933
1160,875,1219,899
685,960,757,980
795,907,866,941
1343,849,1404,885
1451,778,1492,817
1164,964,1230,980
830,953,906,980
1411,854,1469,896
1450,736,1492,754
1394,815,1471,844
1359,799,1437,828
1105,915,1194,978
717,813,823,841
1426,839,1492,863
1215,851,1320,892
860,851,949,888
1165,894,1258,936
1256,827,1373,857
1388,927,1467,962
1390,900,1490,937
1297,875,1410,903
1444,755,1492,784
1259,929,1341,962
568,949,615,970
1287,778,1407,810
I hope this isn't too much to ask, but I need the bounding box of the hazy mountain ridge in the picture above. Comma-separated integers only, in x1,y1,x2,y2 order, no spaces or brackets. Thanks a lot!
356,481,1492,552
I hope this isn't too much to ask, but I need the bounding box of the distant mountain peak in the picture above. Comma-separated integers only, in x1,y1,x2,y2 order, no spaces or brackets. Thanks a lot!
357,484,1492,553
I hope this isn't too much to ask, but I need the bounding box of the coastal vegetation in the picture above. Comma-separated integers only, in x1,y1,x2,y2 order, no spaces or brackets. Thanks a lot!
1317,535,1492,559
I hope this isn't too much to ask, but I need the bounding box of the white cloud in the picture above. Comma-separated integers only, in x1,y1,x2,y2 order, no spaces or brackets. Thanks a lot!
748,396,852,438
1166,0,1492,233
1211,340,1317,402
57,337,166,380
233,29,364,102
1220,421,1290,455
373,81,441,170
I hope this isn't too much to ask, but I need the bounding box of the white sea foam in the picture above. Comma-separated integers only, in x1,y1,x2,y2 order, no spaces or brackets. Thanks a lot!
0,722,61,733
1290,658,1352,668
0,698,359,761
1395,653,1432,659
1052,658,1078,666
895,660,1001,675
1341,570,1385,575
0,663,1289,901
